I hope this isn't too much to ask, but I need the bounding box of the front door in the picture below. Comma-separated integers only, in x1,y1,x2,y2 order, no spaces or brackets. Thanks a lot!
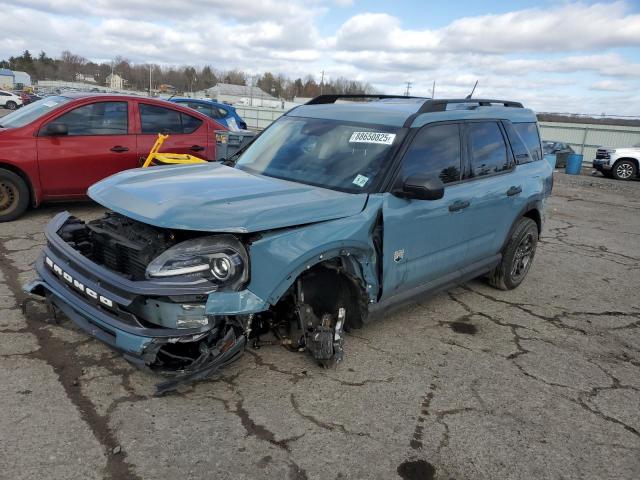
382,122,473,298
36,101,137,196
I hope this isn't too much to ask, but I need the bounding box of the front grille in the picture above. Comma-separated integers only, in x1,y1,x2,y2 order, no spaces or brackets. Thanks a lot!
91,237,150,280
57,213,175,281
596,149,610,159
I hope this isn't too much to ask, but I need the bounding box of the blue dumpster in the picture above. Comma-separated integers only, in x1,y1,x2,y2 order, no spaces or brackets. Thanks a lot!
565,153,583,175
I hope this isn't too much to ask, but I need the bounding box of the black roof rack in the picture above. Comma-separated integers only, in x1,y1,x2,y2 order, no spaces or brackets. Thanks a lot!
400,98,524,128
305,94,425,104
416,98,523,114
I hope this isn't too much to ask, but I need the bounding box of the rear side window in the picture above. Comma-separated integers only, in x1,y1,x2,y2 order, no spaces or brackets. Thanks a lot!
505,123,533,164
513,122,542,163
187,102,213,117
51,101,128,136
401,123,462,184
468,122,511,177
139,104,203,134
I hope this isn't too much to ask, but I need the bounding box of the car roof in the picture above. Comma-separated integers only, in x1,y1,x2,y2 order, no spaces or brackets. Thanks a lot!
170,97,227,106
288,97,537,128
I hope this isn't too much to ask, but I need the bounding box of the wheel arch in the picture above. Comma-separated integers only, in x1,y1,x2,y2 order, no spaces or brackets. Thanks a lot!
613,157,639,175
261,242,379,308
500,203,542,253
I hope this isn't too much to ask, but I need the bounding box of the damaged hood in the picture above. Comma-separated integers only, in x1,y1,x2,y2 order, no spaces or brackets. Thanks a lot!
88,163,368,233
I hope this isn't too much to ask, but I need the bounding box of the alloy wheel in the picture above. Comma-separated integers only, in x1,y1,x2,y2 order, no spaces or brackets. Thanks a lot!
616,163,633,179
511,232,535,280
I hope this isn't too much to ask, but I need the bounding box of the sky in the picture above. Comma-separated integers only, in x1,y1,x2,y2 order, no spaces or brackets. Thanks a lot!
1,0,640,115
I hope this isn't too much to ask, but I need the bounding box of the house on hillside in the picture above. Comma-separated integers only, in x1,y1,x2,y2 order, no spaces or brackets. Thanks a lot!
106,73,124,90
0,68,15,89
75,73,97,84
204,83,279,107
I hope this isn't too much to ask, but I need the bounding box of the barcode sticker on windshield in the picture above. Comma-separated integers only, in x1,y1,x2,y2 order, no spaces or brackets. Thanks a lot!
349,132,396,145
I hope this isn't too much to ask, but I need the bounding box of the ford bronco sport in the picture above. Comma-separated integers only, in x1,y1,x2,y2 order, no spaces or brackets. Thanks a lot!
25,95,553,393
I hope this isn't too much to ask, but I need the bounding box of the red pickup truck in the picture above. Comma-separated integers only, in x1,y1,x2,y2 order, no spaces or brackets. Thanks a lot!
0,93,227,221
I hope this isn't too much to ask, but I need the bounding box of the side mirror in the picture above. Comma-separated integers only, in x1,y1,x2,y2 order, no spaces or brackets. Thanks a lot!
41,123,68,136
396,174,445,201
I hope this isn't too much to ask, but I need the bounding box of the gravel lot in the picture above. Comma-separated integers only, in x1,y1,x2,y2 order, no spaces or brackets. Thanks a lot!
1,172,639,480
0,108,11,118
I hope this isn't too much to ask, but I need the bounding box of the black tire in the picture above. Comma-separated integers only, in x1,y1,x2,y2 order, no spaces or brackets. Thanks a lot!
5,101,17,110
488,217,538,290
601,170,614,179
0,169,30,222
611,160,637,181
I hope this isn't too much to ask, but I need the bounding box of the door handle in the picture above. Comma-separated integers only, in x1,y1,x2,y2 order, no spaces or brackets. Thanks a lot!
110,146,129,153
506,186,522,196
449,200,470,212
189,145,205,152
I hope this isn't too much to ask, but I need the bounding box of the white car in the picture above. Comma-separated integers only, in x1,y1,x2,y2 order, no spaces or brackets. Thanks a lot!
0,90,23,110
593,147,640,180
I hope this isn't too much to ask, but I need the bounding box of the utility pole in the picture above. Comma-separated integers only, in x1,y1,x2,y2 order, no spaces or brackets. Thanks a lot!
431,81,435,99
404,81,412,97
320,70,325,95
149,64,152,97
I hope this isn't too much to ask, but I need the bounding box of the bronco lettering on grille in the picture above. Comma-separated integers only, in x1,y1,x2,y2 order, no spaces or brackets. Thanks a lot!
45,256,115,308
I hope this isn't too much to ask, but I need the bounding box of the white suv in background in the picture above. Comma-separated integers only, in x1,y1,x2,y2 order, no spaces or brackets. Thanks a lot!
0,90,23,110
593,147,640,181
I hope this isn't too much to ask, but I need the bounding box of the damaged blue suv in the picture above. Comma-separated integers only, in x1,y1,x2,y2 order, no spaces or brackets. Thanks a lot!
25,95,552,393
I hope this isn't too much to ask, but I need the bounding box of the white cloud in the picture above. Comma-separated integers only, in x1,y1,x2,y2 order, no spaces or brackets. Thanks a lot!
0,0,639,114
335,2,640,54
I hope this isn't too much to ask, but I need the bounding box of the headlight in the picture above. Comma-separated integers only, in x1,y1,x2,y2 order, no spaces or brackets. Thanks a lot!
146,235,249,289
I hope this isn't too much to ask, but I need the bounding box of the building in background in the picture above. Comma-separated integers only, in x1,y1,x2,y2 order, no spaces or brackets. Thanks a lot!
204,83,278,107
75,73,97,84
0,68,15,89
106,73,124,90
12,71,31,88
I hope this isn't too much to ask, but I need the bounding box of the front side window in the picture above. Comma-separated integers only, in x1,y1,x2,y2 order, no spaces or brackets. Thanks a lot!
50,101,128,136
236,116,399,193
401,123,461,184
139,104,203,134
513,122,542,163
468,122,511,177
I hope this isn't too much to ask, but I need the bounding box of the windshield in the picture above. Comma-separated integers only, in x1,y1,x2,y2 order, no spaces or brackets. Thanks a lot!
235,116,399,193
0,96,72,129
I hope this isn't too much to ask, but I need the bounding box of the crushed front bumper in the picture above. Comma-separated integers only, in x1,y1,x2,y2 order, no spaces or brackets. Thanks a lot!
24,212,269,374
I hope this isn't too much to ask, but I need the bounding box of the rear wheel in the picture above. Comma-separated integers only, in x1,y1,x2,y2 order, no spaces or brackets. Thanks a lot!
612,160,637,181
0,169,30,222
5,101,17,110
488,217,538,290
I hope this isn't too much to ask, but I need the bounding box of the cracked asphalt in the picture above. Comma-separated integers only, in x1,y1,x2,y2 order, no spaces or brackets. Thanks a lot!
1,172,639,480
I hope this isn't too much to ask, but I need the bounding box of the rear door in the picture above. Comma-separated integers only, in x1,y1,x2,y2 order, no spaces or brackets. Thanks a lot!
36,100,137,196
135,102,214,161
461,121,526,264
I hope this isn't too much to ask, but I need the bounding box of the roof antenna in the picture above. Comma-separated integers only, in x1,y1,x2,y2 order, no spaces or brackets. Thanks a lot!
465,80,478,99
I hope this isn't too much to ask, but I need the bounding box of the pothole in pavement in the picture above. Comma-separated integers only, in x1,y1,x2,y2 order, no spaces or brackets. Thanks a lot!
450,322,478,335
397,459,436,480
